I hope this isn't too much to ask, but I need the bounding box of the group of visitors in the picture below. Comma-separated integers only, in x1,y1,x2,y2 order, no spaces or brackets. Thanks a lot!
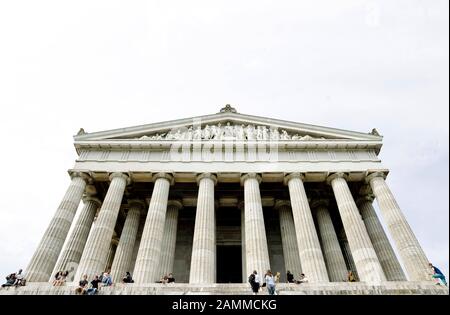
74,270,135,295
248,270,303,295
75,274,102,295
286,270,309,284
1,269,25,287
157,273,176,284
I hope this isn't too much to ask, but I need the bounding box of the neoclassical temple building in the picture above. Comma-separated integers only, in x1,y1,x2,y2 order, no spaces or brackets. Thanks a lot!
10,105,448,294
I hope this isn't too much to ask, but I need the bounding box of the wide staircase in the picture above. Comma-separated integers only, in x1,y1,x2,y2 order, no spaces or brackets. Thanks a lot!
0,281,448,295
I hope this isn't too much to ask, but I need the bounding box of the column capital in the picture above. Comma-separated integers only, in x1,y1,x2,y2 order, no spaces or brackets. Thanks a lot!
152,172,174,185
109,172,131,185
365,171,387,183
70,171,92,184
196,173,217,186
85,184,97,196
359,184,373,196
283,172,305,185
274,199,291,210
167,200,184,210
310,199,329,209
127,199,147,213
355,195,375,206
82,195,102,207
240,173,262,186
111,237,120,246
326,172,348,185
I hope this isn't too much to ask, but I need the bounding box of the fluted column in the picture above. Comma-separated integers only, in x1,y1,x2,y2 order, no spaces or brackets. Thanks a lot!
75,172,129,280
105,236,119,271
110,200,145,282
241,173,271,277
367,172,430,281
26,172,90,282
339,231,359,280
52,195,101,279
134,173,173,283
189,173,217,284
328,173,386,283
312,199,348,282
239,202,246,283
356,193,406,281
159,200,183,276
284,173,329,282
274,200,302,279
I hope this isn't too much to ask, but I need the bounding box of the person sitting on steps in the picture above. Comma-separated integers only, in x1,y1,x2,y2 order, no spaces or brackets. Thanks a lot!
122,272,134,283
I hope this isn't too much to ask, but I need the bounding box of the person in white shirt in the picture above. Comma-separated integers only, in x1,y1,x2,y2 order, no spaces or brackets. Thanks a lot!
297,273,309,284
264,270,276,295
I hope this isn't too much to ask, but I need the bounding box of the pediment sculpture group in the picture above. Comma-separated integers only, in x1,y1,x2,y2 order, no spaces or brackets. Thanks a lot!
138,123,324,141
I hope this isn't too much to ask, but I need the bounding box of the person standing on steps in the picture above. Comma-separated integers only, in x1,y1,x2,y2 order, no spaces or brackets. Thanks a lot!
265,270,276,295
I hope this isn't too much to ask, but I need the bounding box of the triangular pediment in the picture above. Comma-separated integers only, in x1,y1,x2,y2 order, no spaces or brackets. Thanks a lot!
74,106,382,142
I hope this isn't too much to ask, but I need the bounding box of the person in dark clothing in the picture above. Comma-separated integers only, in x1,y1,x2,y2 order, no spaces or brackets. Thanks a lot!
286,270,295,283
249,270,261,295
167,273,175,283
75,275,89,295
2,273,16,287
52,271,62,286
87,276,101,295
122,272,134,283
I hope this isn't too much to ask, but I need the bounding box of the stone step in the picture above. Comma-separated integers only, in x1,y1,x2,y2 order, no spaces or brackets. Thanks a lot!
0,281,448,295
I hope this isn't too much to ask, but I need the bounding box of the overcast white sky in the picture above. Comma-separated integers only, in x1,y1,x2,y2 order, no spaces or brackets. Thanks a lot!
0,0,448,281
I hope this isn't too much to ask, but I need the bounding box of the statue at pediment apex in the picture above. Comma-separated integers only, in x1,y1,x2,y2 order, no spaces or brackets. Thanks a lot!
224,122,234,138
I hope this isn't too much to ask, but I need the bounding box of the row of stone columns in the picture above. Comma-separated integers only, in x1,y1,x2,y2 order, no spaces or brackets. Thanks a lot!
25,171,431,285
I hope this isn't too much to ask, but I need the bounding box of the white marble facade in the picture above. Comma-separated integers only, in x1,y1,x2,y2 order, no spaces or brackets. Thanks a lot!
24,106,433,285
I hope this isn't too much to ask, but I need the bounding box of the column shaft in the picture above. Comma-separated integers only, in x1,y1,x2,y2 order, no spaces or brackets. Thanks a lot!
369,174,430,281
241,206,246,283
104,241,117,271
52,196,100,280
358,199,406,281
189,174,216,284
285,174,329,282
110,203,142,282
159,201,182,277
329,174,386,282
75,173,128,280
276,202,302,279
133,174,172,283
242,174,271,277
340,237,359,280
26,173,88,282
314,205,348,282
